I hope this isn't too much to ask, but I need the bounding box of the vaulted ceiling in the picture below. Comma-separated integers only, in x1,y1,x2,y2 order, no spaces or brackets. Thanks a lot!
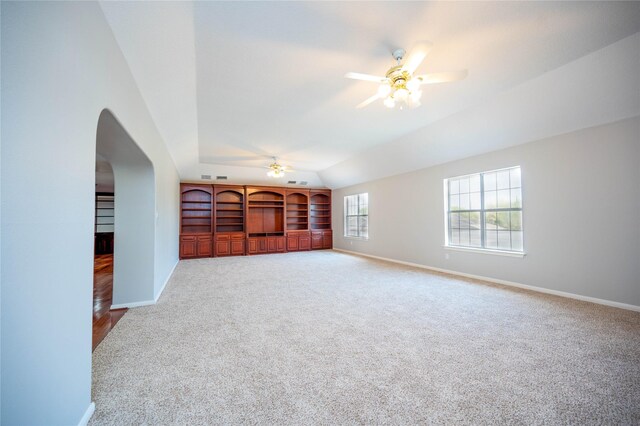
100,1,640,188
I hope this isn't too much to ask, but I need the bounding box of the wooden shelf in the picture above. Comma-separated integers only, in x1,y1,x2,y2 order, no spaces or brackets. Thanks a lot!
180,184,331,257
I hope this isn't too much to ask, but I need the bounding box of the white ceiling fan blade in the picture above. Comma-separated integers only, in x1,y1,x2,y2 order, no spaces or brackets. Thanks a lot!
402,41,433,74
355,94,381,109
415,70,468,85
345,72,386,83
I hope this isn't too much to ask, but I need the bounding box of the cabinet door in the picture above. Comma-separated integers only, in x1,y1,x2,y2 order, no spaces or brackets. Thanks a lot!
299,235,311,251
322,231,333,249
277,236,285,252
180,236,197,258
215,240,230,256
311,232,323,249
248,238,258,254
259,237,267,253
230,239,244,255
197,236,212,257
267,236,278,252
287,235,298,251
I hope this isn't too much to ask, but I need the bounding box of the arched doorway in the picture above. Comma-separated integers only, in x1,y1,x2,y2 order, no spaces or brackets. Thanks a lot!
93,109,156,348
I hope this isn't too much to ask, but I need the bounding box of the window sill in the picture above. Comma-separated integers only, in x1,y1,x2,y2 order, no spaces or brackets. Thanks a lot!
443,245,526,258
344,236,369,241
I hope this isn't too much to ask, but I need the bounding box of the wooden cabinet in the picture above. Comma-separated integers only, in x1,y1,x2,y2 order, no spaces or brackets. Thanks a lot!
215,233,245,256
286,190,311,252
214,185,245,257
310,190,332,250
287,231,311,251
246,187,286,255
311,230,332,250
180,184,214,259
180,234,212,259
180,184,330,257
247,235,284,255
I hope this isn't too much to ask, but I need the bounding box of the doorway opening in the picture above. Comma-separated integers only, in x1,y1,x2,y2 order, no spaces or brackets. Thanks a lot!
93,109,155,350
93,158,127,350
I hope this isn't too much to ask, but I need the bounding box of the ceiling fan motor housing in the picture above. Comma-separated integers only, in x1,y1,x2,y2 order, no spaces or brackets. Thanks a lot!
386,65,411,91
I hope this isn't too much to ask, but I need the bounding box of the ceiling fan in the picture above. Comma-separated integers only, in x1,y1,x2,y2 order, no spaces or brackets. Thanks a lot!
266,157,289,178
345,41,467,109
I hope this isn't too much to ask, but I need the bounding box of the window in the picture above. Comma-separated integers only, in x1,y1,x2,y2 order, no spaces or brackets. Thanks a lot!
344,193,368,238
445,166,523,252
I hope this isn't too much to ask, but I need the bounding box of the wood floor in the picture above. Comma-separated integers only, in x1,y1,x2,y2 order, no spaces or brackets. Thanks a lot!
93,254,127,351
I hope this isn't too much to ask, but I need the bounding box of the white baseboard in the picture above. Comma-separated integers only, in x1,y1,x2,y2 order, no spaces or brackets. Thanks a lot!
155,259,178,303
110,259,178,309
333,248,640,312
110,299,155,309
78,402,95,426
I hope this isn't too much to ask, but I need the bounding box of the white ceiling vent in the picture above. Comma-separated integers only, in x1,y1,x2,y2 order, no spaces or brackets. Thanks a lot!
201,174,212,180
299,181,308,186
287,180,297,184
216,176,228,180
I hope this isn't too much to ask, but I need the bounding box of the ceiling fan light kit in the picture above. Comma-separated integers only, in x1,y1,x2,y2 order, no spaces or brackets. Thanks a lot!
346,41,467,110
267,157,287,178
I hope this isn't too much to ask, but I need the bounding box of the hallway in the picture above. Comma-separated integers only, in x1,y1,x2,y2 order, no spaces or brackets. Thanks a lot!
92,254,126,351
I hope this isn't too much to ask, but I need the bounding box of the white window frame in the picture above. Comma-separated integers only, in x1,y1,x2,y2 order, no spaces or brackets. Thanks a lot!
344,193,368,239
444,166,525,257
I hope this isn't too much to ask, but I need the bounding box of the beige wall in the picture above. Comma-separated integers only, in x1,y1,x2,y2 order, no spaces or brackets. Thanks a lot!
332,116,640,308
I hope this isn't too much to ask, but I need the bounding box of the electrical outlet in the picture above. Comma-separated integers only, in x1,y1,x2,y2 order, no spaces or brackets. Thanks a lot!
445,253,450,260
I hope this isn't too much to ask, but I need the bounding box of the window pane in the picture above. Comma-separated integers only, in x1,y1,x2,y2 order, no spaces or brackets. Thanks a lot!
497,212,510,230
497,189,510,208
470,192,481,210
446,167,523,252
359,193,368,210
449,179,460,195
497,171,510,189
460,212,470,230
510,168,521,188
511,231,523,251
449,195,460,211
358,216,368,238
485,212,497,230
460,193,470,210
459,229,470,246
347,197,358,215
511,188,522,208
483,172,497,191
498,231,511,250
469,174,481,192
470,230,482,247
347,216,357,236
459,177,469,193
510,211,522,231
485,191,497,209
449,213,460,229
485,230,498,248
469,212,481,230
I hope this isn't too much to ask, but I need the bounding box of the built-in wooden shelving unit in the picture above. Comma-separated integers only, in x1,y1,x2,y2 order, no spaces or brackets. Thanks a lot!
179,184,331,259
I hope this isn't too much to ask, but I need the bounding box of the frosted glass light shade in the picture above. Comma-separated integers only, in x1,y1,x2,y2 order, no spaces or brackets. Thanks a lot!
394,88,409,101
377,83,391,97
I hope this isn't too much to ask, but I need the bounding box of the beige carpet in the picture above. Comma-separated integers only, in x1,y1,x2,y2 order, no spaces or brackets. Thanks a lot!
91,251,640,425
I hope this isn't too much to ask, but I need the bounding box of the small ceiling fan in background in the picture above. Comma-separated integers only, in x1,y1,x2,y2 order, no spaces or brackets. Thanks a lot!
265,157,289,178
345,41,467,109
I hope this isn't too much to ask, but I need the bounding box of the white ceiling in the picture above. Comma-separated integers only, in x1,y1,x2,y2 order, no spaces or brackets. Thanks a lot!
100,1,640,189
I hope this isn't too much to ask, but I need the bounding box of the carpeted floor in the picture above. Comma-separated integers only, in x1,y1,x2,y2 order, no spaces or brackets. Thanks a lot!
90,251,640,425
